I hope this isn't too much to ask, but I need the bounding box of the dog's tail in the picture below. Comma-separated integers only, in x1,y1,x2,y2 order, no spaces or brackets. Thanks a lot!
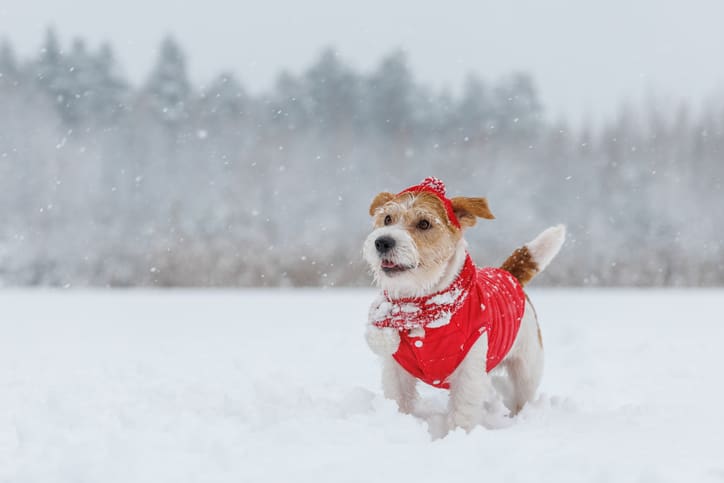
501,225,566,287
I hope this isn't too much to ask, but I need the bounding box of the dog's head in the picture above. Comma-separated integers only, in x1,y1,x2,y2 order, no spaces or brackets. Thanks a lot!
363,177,494,297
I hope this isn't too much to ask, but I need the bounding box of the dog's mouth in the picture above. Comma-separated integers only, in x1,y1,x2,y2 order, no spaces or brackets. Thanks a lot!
381,259,412,274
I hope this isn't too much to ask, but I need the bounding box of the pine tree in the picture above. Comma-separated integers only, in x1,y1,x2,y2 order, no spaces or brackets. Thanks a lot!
144,36,191,124
199,72,247,120
492,73,542,142
35,27,73,118
36,28,62,82
457,75,493,141
365,50,415,137
62,37,97,123
305,48,360,131
271,70,311,132
91,43,128,122
0,39,19,84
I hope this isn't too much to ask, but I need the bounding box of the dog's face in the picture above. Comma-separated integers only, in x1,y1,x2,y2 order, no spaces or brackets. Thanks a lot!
363,190,494,296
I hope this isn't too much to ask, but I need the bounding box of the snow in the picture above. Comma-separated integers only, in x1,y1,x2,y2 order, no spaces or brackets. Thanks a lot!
426,288,462,306
1,289,723,482
425,311,452,328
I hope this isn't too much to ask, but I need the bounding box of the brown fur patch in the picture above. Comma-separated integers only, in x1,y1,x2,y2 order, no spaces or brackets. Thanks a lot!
369,192,395,216
501,246,539,286
450,197,495,228
405,192,459,231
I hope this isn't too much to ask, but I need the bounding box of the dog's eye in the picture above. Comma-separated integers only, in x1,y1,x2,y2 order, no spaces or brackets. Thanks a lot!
384,215,392,225
417,219,431,230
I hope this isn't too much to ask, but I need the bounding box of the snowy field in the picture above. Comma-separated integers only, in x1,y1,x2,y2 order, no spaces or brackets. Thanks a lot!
1,289,723,483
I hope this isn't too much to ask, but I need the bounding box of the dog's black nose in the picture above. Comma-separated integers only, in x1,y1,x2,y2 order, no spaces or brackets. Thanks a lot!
375,236,396,254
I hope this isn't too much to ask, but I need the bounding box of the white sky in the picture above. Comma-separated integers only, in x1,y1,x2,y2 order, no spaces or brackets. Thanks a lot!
2,0,723,123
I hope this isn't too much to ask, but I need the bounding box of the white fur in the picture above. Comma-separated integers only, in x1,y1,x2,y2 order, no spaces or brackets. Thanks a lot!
427,239,469,294
380,355,419,414
447,334,498,431
526,224,566,272
366,224,564,432
491,299,544,415
362,226,420,274
363,221,465,299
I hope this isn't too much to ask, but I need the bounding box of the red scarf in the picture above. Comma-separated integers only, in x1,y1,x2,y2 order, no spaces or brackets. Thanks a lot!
370,255,477,331
370,255,526,388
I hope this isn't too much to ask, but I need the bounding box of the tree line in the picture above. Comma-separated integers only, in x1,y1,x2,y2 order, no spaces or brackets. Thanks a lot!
0,29,722,287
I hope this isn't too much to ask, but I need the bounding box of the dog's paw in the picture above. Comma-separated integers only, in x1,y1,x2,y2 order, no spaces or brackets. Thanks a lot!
365,326,401,356
447,409,481,433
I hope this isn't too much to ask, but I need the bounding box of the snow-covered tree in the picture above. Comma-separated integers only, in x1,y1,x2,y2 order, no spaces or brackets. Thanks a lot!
35,28,75,121
492,73,542,142
270,70,311,133
457,75,494,142
198,72,247,121
365,51,415,137
90,43,128,122
0,40,19,83
144,36,191,124
305,48,361,131
61,38,99,122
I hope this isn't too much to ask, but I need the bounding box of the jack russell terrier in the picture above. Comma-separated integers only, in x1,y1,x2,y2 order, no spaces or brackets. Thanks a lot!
363,177,565,432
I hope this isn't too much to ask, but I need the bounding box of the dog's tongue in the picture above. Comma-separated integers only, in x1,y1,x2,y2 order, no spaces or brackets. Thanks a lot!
381,260,397,269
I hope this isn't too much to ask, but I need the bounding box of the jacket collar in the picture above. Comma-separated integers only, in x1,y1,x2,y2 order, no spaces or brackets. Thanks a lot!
370,254,476,330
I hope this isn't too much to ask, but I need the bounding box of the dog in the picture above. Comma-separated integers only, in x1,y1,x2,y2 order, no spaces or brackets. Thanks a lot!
363,177,565,432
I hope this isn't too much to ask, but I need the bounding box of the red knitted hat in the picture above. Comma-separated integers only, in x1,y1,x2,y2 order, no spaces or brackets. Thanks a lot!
399,177,461,228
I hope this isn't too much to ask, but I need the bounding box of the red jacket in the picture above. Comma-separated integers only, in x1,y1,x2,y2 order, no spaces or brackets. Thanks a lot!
371,255,525,389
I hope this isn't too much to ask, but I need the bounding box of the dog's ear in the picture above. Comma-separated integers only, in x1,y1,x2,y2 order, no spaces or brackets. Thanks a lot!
369,192,395,216
450,197,495,228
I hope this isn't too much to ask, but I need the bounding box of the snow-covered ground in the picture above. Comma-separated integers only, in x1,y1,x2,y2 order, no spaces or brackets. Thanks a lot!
1,289,723,482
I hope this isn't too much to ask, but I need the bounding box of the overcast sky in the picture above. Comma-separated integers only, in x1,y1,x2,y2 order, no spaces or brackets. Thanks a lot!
2,0,722,123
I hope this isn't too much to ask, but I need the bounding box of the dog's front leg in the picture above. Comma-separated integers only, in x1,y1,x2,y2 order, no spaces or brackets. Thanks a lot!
365,326,418,413
447,334,497,431
381,356,418,414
